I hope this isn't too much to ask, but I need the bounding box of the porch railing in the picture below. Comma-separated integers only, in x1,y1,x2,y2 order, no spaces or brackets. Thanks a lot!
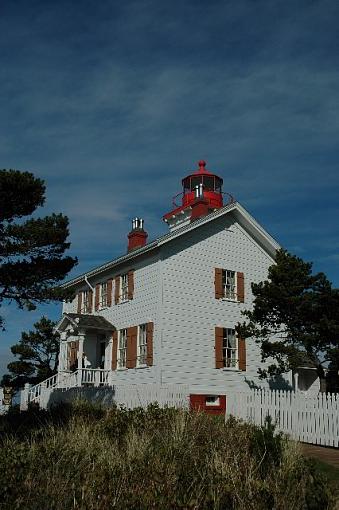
23,369,111,409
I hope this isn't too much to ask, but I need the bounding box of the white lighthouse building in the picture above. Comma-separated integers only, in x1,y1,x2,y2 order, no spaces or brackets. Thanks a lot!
24,160,314,412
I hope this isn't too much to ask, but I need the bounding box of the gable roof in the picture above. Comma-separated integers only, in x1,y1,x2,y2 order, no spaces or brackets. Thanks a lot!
61,201,280,289
55,313,115,332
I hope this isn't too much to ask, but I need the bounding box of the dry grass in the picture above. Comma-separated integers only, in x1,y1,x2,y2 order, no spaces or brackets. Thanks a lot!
0,402,333,509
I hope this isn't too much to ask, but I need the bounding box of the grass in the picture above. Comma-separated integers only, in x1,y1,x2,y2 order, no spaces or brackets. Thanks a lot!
0,401,334,509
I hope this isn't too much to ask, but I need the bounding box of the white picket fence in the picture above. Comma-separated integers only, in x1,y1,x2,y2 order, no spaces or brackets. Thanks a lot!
113,383,189,410
227,389,339,447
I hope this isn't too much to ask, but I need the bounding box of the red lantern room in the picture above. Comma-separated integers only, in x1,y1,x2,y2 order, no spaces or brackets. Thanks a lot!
163,160,232,230
181,160,223,209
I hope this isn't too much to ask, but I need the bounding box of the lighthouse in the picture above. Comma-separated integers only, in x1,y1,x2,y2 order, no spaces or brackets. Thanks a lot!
163,160,233,231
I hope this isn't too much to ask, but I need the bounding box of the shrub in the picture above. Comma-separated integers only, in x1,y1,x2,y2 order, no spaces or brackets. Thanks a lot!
0,402,332,509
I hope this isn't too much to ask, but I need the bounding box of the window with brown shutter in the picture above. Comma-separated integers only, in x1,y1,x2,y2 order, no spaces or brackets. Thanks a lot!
215,268,245,302
146,322,154,366
128,270,134,300
237,272,245,302
215,268,223,299
95,284,100,311
126,326,138,369
238,337,246,371
107,279,113,307
77,292,82,314
111,331,118,370
114,275,120,305
215,327,224,368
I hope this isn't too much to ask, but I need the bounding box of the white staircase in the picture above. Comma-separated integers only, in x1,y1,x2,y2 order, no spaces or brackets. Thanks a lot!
21,369,111,410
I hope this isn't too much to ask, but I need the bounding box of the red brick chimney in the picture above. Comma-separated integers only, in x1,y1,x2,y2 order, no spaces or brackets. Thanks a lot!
190,184,211,222
127,218,148,252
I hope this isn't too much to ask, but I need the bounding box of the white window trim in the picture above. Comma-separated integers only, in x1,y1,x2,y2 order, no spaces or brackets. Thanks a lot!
222,328,239,370
119,274,129,304
81,290,91,314
222,269,238,302
99,282,108,309
117,329,127,370
205,396,220,407
136,324,147,367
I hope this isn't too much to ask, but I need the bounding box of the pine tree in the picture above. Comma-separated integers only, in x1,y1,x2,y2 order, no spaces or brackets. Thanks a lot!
237,249,339,392
0,169,77,329
1,317,59,389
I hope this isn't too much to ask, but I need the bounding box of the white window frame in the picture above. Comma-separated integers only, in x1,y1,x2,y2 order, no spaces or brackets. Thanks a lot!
137,324,147,367
222,270,237,301
222,328,238,369
117,329,127,369
205,396,220,407
100,282,108,308
120,273,129,303
82,290,91,313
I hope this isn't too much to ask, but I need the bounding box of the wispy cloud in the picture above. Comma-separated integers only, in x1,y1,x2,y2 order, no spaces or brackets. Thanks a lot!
1,0,339,374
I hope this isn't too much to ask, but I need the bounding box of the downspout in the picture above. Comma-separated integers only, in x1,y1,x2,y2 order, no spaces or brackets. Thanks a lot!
84,275,94,291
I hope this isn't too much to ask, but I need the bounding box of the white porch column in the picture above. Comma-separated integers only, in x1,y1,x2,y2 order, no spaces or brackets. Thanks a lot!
294,371,299,392
77,332,85,386
20,383,31,411
59,332,67,372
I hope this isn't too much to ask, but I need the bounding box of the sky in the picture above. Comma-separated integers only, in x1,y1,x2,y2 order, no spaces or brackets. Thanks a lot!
1,0,339,376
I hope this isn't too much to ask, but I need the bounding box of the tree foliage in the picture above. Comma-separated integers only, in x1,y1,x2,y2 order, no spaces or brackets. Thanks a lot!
1,317,59,389
0,169,77,328
237,249,339,389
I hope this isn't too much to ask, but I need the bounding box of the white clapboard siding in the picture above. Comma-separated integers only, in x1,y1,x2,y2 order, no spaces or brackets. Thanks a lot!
227,389,339,447
160,216,280,393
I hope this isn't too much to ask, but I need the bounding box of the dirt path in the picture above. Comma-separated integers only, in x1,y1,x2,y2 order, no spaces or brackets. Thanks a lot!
301,443,339,468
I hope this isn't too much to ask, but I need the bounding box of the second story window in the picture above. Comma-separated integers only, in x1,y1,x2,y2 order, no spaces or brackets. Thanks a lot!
121,274,129,302
101,282,108,307
222,270,236,300
82,290,92,313
118,329,127,369
115,271,134,304
137,324,147,366
215,269,245,302
223,328,237,368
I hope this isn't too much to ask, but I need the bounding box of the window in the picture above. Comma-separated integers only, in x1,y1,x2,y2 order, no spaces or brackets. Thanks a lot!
82,290,91,313
121,274,129,302
223,328,237,368
100,282,108,307
117,329,127,369
205,396,220,406
137,324,147,366
222,270,236,300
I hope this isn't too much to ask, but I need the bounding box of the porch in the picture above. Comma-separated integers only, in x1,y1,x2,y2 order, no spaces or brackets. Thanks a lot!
56,313,115,373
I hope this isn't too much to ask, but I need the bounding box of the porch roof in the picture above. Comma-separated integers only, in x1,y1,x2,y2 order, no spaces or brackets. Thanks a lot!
56,313,115,333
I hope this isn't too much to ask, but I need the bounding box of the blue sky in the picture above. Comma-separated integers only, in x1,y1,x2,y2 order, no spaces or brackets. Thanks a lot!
1,0,339,376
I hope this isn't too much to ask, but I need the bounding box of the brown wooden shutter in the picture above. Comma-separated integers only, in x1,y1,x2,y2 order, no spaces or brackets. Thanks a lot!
215,327,224,369
95,284,100,311
238,337,246,371
146,322,154,366
237,272,245,303
114,276,120,305
111,331,118,370
107,278,113,307
77,292,82,314
87,289,93,313
126,326,138,369
128,270,134,300
215,268,223,299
